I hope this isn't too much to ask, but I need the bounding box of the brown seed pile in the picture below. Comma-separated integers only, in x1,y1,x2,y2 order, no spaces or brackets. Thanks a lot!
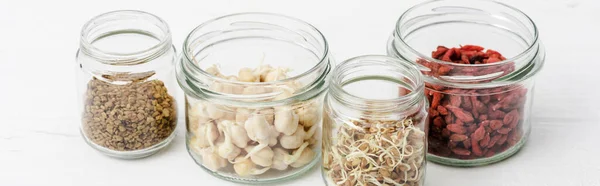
82,77,176,151
323,118,426,186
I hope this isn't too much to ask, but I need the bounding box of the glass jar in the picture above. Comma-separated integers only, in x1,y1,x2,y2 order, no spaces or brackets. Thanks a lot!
76,10,178,159
387,0,545,166
322,55,428,186
177,13,332,183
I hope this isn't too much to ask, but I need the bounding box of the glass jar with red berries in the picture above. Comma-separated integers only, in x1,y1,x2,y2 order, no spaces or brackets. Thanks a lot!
387,0,545,166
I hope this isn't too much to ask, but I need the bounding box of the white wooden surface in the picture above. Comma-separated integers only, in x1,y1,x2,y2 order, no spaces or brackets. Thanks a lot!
1,0,599,185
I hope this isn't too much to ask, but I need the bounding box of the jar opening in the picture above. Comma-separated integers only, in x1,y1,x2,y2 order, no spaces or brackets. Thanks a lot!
183,12,328,83
80,10,172,65
178,13,330,107
329,55,424,112
389,0,545,88
394,0,539,67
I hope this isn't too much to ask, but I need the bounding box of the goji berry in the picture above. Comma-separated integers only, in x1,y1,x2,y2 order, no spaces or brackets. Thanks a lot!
451,148,471,156
450,134,469,142
444,114,454,124
429,107,439,117
472,126,486,141
438,105,448,115
450,96,462,107
432,46,449,59
497,135,508,145
497,127,512,135
490,120,504,130
446,105,474,123
471,138,483,156
433,116,444,127
504,110,519,125
461,45,485,51
431,92,443,109
447,124,467,134
449,141,458,149
478,114,488,121
479,120,490,128
462,97,472,110
488,135,501,148
467,124,477,134
463,139,471,149
442,128,451,138
507,130,520,146
480,134,490,147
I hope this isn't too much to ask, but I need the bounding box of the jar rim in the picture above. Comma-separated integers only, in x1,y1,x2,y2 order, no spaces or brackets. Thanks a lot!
394,0,540,67
178,12,331,107
79,10,172,65
182,12,330,86
329,55,425,112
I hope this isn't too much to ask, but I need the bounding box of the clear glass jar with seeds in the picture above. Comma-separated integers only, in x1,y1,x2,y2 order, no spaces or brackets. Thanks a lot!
322,55,428,186
76,10,178,159
177,13,332,183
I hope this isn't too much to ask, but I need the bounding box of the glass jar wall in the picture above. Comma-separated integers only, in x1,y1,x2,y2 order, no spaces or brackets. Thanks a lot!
76,10,178,159
322,55,428,186
387,0,545,166
177,13,332,183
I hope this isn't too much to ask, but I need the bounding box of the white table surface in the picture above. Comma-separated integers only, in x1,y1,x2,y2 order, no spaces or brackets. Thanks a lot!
1,0,599,185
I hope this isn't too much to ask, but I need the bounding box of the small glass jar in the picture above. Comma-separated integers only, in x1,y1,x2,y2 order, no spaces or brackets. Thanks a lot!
177,13,332,183
387,0,545,166
322,55,428,186
76,10,178,159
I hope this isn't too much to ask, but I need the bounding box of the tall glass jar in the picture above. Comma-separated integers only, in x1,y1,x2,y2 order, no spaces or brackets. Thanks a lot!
322,55,428,186
387,0,545,166
177,13,332,183
76,10,178,159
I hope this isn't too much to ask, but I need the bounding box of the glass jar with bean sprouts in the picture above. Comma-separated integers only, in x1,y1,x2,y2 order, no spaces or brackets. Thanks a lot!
322,55,428,186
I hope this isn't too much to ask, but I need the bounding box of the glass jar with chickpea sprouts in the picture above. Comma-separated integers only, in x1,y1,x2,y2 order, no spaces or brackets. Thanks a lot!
177,13,332,183
322,55,428,186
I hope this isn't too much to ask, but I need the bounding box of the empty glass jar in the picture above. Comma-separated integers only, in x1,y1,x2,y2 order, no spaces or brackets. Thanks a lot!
177,13,332,183
322,55,428,186
387,0,545,166
76,10,178,159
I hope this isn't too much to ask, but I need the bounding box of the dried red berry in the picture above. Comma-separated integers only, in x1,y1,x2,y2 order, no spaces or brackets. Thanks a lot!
504,110,520,128
447,124,467,134
472,126,486,141
452,148,471,156
480,134,490,147
442,128,451,138
497,135,508,145
489,120,504,130
431,92,443,109
497,127,512,135
488,135,501,148
450,134,469,142
438,105,449,115
450,96,462,107
463,139,472,149
446,105,474,123
471,138,483,156
433,117,444,128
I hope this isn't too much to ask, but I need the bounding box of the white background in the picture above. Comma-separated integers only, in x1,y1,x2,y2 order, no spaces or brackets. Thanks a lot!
1,0,599,185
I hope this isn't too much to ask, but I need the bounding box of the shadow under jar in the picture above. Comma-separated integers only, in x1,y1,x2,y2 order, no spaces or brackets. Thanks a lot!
387,0,545,166
177,13,332,183
76,10,178,159
322,55,428,186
